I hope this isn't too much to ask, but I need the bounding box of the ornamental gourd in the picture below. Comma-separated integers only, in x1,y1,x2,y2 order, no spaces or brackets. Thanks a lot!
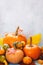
13,41,25,49
0,47,5,55
3,26,27,47
0,55,8,65
23,56,32,64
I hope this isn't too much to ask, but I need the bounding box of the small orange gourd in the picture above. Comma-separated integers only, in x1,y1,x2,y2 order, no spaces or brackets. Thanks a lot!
0,47,5,55
23,56,32,64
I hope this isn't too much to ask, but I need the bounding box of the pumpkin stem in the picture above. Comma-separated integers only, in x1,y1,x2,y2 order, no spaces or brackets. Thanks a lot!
30,37,32,47
15,26,19,36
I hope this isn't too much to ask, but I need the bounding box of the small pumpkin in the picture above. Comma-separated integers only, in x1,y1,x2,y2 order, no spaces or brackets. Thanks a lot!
6,48,24,63
3,26,27,47
38,59,43,64
23,56,32,64
23,37,41,60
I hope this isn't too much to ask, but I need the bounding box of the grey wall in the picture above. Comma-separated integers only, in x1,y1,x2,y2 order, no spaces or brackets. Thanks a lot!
0,0,43,38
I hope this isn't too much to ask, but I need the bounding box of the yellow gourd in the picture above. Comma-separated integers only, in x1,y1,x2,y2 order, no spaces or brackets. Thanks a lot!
3,60,8,65
0,55,8,65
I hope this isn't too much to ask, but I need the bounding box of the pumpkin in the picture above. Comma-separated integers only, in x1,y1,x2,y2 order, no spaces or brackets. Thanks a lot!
0,47,5,55
23,37,41,60
3,26,27,47
6,48,24,63
38,59,43,64
23,56,32,64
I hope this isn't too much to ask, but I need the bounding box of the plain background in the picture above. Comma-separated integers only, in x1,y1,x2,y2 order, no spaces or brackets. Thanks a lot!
0,0,43,45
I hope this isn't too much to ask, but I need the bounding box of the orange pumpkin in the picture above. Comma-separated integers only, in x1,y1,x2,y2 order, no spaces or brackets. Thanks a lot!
23,56,32,64
3,26,27,47
6,48,24,63
23,37,41,60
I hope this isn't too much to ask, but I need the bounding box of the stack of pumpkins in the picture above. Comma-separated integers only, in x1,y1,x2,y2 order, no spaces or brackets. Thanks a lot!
0,26,43,65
